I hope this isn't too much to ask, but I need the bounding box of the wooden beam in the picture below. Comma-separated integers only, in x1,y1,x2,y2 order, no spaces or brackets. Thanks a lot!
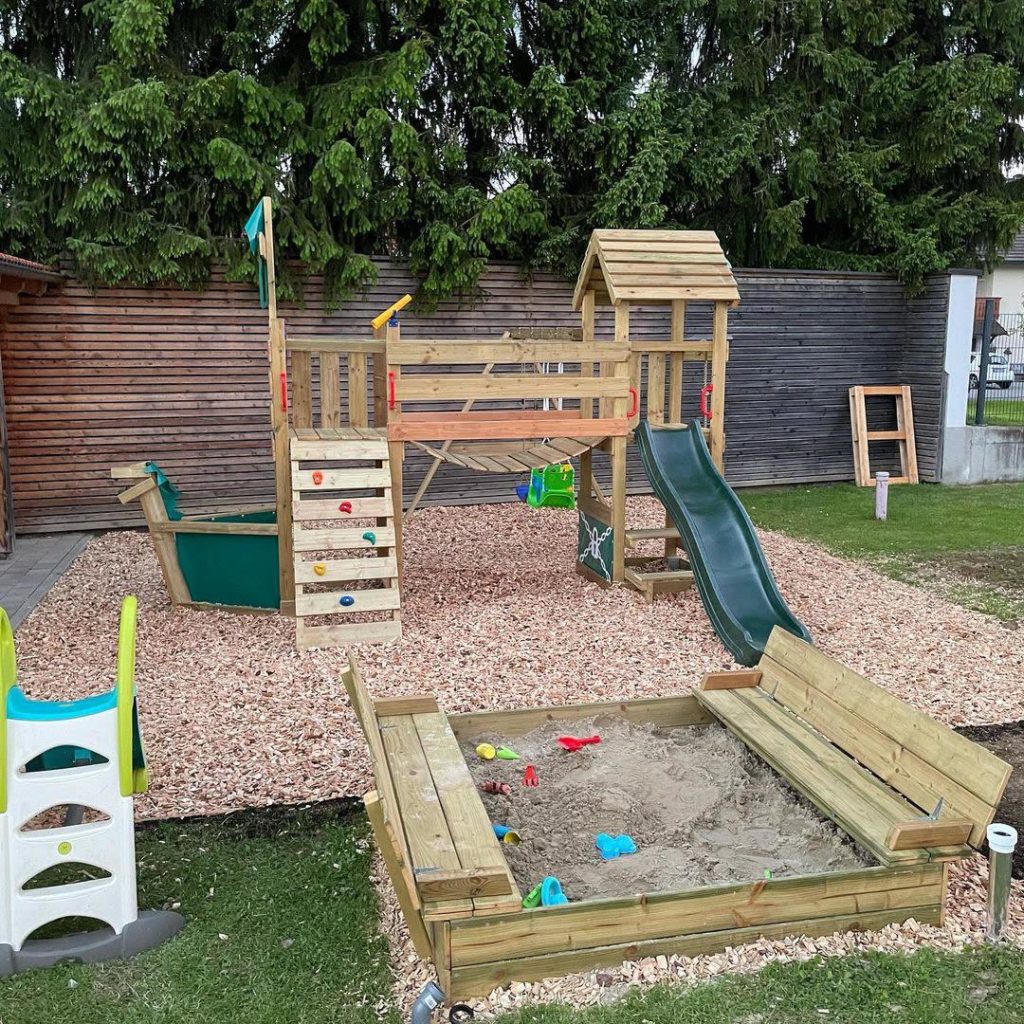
374,695,440,716
886,818,974,851
699,670,763,691
388,416,629,442
415,868,513,902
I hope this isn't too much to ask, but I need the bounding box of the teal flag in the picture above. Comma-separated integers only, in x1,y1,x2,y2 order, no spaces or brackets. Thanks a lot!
243,201,268,308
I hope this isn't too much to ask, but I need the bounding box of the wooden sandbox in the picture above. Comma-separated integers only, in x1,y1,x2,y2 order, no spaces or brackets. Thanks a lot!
345,629,1011,1000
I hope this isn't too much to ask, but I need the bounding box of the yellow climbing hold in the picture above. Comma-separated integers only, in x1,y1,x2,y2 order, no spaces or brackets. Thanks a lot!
313,563,327,577
475,742,496,761
57,841,72,856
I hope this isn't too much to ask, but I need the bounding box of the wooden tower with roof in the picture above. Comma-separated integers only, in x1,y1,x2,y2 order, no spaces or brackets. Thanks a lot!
571,229,739,598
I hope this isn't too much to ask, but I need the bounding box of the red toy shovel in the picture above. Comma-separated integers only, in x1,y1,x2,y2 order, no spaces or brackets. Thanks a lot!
523,764,539,787
557,735,601,752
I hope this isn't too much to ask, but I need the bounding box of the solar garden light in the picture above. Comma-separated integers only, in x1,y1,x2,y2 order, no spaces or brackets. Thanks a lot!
987,823,1017,941
874,471,889,521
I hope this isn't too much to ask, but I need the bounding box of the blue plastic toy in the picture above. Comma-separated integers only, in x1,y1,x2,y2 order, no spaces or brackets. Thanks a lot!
595,833,637,860
492,824,521,844
540,876,568,906
515,484,529,502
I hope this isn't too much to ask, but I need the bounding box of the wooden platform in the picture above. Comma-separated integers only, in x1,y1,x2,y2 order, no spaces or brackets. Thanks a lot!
348,630,1010,999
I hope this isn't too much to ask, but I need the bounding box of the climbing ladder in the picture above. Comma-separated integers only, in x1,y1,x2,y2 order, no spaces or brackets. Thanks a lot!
290,429,402,650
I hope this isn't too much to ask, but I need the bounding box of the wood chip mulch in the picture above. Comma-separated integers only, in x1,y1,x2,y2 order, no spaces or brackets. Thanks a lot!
13,497,1024,1012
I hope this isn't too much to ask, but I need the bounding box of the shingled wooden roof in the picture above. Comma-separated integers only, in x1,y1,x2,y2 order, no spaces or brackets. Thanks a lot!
572,229,739,309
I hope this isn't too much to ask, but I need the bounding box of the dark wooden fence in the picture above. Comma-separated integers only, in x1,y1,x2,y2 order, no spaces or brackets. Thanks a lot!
0,261,951,533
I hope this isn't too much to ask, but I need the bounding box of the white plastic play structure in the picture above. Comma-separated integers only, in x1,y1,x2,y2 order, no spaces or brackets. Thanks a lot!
0,596,183,975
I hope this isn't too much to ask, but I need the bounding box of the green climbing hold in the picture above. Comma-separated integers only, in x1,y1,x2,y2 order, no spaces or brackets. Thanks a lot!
362,531,376,544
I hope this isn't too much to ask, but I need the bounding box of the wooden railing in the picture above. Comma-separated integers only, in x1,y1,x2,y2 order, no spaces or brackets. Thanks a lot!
628,338,714,427
284,335,386,430
281,330,722,441
385,338,633,441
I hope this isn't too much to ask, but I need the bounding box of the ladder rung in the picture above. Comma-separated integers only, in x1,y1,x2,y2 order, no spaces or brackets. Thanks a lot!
293,496,394,521
865,430,906,441
291,439,389,461
291,467,391,491
294,556,397,584
296,588,401,617
293,526,396,551
624,526,680,544
296,618,402,650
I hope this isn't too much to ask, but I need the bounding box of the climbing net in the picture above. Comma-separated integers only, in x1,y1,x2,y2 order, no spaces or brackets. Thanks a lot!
577,513,614,579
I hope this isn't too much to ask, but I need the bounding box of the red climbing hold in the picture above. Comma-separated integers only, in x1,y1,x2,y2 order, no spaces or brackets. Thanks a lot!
338,500,352,514
312,471,324,486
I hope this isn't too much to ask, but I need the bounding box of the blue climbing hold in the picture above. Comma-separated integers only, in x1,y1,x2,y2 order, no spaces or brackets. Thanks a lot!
339,595,355,607
362,531,376,544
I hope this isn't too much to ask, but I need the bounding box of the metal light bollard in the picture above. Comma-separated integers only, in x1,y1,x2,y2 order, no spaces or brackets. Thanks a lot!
875,471,889,521
987,823,1017,941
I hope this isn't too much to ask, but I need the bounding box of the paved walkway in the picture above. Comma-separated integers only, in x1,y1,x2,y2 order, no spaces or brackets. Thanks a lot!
0,533,92,628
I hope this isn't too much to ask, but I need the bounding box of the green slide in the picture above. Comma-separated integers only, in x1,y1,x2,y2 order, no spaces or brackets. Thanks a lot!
636,420,812,666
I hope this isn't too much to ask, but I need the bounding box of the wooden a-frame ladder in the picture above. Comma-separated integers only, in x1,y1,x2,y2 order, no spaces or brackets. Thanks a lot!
848,385,918,487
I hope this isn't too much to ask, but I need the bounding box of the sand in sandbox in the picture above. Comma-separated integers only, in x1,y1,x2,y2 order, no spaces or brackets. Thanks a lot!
465,716,870,902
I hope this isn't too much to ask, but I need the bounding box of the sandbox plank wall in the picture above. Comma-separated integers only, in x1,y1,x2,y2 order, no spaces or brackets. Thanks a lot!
0,263,952,533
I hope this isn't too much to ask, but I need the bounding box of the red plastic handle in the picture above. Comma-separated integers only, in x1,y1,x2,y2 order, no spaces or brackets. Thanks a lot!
628,386,638,418
388,371,396,410
700,383,713,419
280,372,288,411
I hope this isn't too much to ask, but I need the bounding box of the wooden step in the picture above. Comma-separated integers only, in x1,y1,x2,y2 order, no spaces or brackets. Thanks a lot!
624,564,694,604
624,526,680,546
291,438,389,461
297,618,402,650
294,556,398,584
296,587,402,617
292,467,391,491
293,526,396,552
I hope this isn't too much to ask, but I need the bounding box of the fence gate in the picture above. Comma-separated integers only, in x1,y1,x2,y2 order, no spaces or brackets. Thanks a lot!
970,301,1024,427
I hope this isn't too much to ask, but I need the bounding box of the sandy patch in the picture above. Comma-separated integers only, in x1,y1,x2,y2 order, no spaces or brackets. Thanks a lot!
464,716,867,901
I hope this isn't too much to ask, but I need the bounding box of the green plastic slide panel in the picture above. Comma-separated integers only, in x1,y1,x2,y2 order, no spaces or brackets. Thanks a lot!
174,511,281,610
144,464,281,611
635,420,812,666
577,510,614,582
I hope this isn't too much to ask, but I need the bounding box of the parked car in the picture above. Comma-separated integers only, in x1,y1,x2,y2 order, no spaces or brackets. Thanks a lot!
969,351,1014,389
1013,360,1024,382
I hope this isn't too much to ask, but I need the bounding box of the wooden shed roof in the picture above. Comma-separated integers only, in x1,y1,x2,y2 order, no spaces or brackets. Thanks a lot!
572,229,739,310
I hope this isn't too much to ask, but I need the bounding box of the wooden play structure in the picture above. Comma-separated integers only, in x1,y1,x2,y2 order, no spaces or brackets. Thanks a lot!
113,201,738,649
849,385,919,486
345,627,1010,998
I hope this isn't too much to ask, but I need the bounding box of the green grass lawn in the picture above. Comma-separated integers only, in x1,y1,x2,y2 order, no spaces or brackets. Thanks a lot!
741,482,1024,622
503,946,1024,1024
967,397,1024,427
3,803,1023,1024
0,802,398,1024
